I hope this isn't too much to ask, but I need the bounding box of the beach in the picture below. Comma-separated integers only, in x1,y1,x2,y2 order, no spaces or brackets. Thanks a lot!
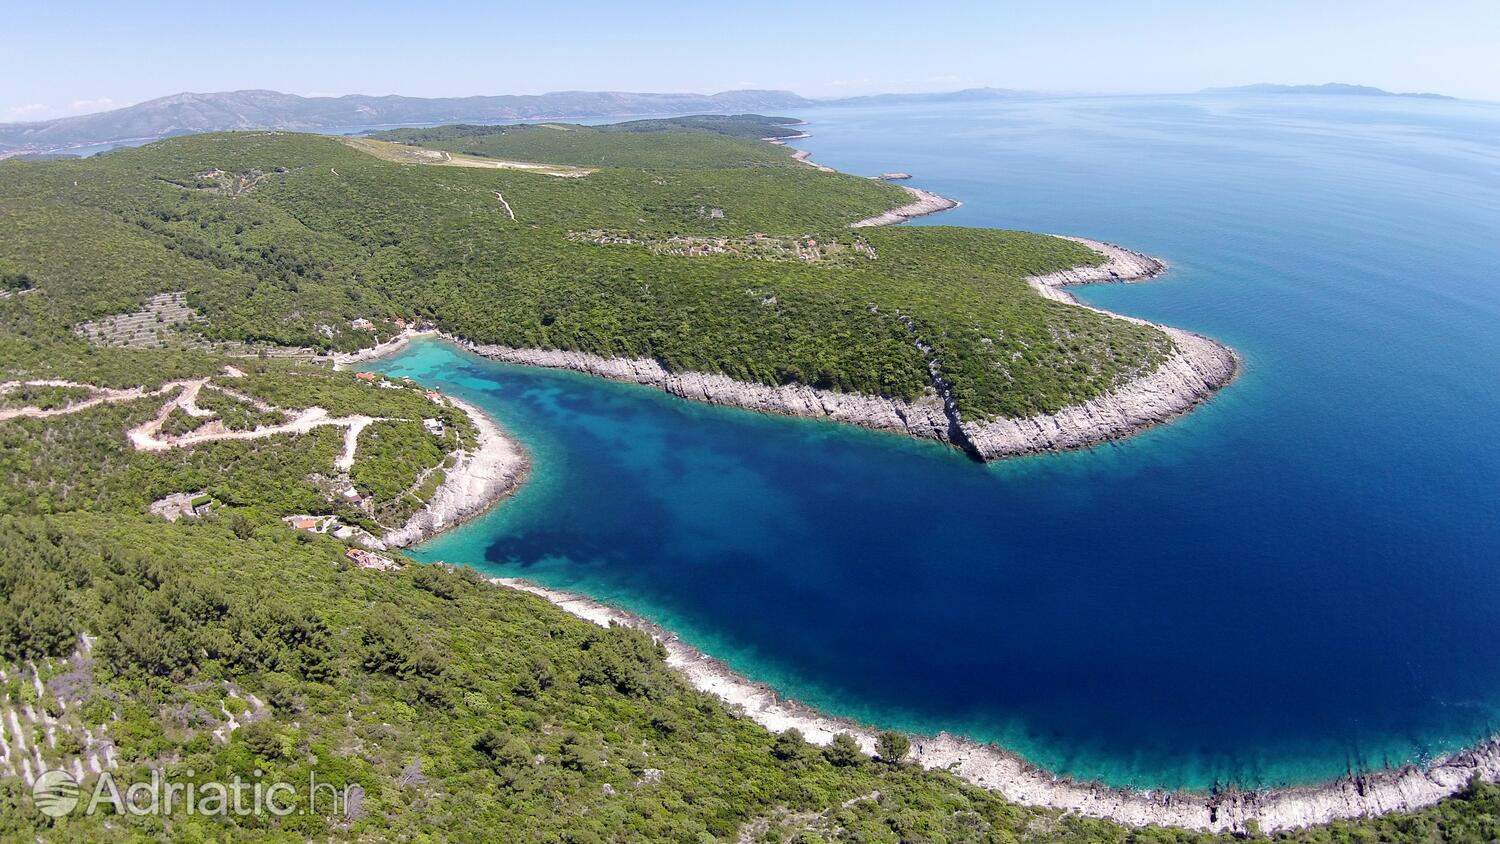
332,334,529,545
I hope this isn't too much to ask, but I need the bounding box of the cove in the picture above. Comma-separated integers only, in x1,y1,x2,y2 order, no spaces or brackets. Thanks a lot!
369,93,1500,791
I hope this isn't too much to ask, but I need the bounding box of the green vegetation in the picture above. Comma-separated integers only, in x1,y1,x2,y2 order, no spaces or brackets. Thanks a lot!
349,420,448,525
5,512,1500,841
1,269,32,294
876,731,912,765
0,121,1164,420
595,114,808,139
4,119,1484,841
0,359,448,528
370,116,806,169
193,386,289,430
0,382,94,410
158,404,212,437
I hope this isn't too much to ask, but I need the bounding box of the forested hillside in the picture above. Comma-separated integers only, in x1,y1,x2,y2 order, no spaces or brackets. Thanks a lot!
4,118,1491,841
0,119,1168,422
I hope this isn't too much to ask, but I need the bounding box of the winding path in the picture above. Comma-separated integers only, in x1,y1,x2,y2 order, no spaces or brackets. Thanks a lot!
2,376,391,471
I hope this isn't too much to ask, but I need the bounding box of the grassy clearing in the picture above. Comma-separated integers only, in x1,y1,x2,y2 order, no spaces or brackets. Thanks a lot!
341,136,594,176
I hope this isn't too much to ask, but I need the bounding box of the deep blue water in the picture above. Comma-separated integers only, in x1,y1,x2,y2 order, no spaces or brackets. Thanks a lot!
369,94,1500,791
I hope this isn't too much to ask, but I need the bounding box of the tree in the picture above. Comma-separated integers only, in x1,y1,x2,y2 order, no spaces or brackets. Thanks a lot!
413,564,462,599
876,731,910,764
240,720,282,759
824,732,864,768
228,512,257,541
772,728,807,762
559,733,598,772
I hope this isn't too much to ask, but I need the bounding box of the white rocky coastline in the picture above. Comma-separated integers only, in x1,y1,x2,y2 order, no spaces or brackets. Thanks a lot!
961,237,1239,460
380,395,527,547
444,236,1236,462
455,340,957,444
849,185,962,227
321,134,1490,833
493,576,1500,834
779,137,957,225
345,235,1236,464
409,130,1233,458
787,148,835,172
329,338,528,547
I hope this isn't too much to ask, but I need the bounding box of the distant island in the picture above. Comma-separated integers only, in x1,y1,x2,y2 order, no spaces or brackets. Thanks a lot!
0,88,817,158
0,82,1461,160
2,86,1496,842
1203,82,1454,100
0,87,1051,159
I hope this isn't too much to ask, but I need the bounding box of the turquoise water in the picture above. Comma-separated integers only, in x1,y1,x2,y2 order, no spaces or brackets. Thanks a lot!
370,94,1500,791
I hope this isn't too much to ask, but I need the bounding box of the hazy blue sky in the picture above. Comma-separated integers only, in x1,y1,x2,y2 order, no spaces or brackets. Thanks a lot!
4,0,1496,120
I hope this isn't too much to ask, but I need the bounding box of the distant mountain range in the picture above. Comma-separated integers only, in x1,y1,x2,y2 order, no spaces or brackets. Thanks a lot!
0,89,816,157
1202,83,1454,100
0,83,1458,158
0,87,1058,158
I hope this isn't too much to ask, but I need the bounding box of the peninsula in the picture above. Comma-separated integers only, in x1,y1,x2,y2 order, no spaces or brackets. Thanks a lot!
6,111,1493,843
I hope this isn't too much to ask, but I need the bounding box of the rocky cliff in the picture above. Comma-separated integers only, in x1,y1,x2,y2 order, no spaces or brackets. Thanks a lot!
459,343,958,445
459,237,1237,461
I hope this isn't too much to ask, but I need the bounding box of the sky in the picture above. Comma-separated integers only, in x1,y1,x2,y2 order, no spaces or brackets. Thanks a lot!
4,0,1497,121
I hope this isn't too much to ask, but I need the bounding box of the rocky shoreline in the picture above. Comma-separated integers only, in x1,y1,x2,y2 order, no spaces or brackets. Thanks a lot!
849,185,962,227
456,339,957,444
962,237,1239,460
325,135,1489,833
330,338,528,547
336,232,1236,463
380,395,528,547
377,124,1231,457
787,148,835,172
492,576,1500,834
777,134,958,225
442,236,1236,462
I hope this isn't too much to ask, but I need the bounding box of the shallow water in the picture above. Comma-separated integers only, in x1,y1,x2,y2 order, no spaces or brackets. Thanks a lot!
371,93,1500,790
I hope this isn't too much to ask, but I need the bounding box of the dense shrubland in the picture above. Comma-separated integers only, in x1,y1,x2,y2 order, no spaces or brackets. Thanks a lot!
0,121,1162,420
4,119,1487,842
4,514,1498,841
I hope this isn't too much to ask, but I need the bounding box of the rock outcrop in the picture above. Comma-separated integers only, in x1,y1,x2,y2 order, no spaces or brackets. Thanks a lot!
849,186,961,227
962,237,1238,459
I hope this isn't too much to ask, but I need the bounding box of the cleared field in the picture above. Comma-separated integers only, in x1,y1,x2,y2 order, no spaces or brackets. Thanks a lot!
342,136,594,176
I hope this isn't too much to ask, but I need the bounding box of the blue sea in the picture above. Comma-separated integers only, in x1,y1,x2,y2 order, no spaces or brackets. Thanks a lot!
369,93,1500,791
